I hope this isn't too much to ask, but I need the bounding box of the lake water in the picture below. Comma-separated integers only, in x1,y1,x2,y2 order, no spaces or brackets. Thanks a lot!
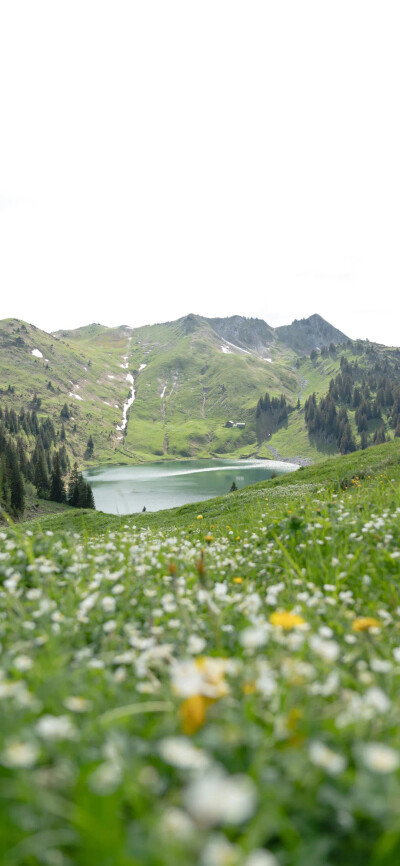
84,458,299,515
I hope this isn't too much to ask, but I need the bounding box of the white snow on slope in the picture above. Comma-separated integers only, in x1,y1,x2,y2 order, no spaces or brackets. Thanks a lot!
220,340,251,355
139,363,147,371
160,385,167,399
69,393,83,401
116,374,135,432
32,348,43,358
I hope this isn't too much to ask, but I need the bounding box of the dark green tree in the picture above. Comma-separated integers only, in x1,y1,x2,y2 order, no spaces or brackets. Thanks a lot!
50,451,66,503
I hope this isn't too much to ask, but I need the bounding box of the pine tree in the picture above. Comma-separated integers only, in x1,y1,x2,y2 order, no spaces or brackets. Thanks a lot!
85,435,94,459
50,451,66,503
6,442,25,513
34,443,49,498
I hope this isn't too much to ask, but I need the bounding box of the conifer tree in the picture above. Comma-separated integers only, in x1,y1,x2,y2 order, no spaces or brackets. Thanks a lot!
50,451,66,503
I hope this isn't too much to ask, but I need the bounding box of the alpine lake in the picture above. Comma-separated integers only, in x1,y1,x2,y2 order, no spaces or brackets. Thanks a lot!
84,458,299,515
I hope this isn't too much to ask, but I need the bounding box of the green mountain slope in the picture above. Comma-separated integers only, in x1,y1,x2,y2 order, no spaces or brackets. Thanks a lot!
2,312,396,468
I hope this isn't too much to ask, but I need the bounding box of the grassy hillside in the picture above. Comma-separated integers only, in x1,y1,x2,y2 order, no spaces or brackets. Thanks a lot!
2,314,400,471
2,441,400,864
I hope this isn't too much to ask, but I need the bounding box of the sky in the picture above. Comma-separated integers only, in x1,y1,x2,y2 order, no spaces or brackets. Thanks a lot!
1,1,400,345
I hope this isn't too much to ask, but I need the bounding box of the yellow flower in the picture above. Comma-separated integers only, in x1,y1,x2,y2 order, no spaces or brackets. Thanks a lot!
242,682,256,695
233,577,242,584
352,617,381,632
197,514,203,520
179,694,211,735
269,611,305,630
204,534,213,543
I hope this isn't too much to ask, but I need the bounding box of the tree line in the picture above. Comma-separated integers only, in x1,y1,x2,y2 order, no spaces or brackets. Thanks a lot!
256,393,295,442
304,354,400,453
0,401,95,516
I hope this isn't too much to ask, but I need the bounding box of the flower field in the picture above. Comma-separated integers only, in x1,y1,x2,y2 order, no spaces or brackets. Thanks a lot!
1,444,400,865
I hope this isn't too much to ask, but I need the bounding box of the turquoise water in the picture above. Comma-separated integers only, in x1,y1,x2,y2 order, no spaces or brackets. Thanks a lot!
84,458,298,515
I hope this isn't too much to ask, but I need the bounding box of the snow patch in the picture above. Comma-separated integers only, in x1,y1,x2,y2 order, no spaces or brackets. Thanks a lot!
220,340,251,356
69,393,83,401
116,376,135,432
139,363,147,371
107,375,115,379
160,385,167,399
32,349,43,359
265,358,272,363
103,401,111,406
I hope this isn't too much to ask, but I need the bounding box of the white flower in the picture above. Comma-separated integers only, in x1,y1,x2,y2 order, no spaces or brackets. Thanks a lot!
13,655,33,672
370,658,392,673
309,741,347,775
26,588,42,601
245,851,279,866
309,635,340,662
393,647,400,662
363,687,391,714
101,595,116,613
171,658,229,698
240,625,268,650
185,766,257,826
361,743,400,773
89,761,122,795
64,696,92,713
1,740,39,768
200,834,239,865
188,634,206,655
36,714,76,741
160,807,195,840
158,737,210,770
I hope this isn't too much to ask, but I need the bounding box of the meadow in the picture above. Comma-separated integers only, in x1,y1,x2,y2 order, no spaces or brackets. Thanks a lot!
1,441,400,864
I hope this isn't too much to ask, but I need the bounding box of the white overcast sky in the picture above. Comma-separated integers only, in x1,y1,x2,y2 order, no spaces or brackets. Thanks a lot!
1,1,400,344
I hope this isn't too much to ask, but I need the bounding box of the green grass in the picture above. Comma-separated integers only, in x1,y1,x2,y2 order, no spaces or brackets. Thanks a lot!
2,442,400,864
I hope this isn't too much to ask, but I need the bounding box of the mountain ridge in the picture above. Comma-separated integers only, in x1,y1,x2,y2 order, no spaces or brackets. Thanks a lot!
3,311,389,471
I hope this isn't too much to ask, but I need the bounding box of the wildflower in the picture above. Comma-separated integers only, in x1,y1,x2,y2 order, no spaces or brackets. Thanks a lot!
101,595,116,613
361,743,399,773
1,740,39,768
171,658,230,699
269,611,305,630
309,741,347,775
240,625,268,650
363,686,390,714
13,655,33,672
309,635,340,662
233,577,242,583
352,617,381,632
185,766,257,826
159,736,210,769
160,807,195,840
179,694,211,735
244,851,279,866
200,834,239,865
197,515,203,520
36,715,77,741
64,696,92,713
89,761,122,795
188,634,206,654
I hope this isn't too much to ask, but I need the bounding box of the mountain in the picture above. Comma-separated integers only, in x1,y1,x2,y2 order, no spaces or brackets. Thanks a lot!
3,311,396,470
276,313,348,353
